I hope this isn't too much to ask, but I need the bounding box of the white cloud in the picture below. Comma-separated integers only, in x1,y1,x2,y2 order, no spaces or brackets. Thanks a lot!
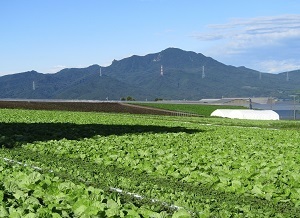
193,14,300,73
203,14,300,50
256,59,300,73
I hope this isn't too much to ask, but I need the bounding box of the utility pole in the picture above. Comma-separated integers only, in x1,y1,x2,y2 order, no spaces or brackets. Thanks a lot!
290,95,296,120
249,98,252,109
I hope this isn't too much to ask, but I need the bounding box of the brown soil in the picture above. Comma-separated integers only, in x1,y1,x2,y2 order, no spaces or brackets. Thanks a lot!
0,100,190,116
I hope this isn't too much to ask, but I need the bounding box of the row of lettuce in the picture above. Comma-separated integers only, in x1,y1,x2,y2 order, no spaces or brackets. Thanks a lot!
1,108,300,217
1,161,176,217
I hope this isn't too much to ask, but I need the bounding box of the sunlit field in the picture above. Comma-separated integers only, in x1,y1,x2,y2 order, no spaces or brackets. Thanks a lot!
1,108,300,217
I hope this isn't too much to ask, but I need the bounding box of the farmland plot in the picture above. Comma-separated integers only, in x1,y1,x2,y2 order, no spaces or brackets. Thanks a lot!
1,109,300,217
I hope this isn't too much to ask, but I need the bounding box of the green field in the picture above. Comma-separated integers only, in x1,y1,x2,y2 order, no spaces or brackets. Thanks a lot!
131,103,246,117
1,109,300,217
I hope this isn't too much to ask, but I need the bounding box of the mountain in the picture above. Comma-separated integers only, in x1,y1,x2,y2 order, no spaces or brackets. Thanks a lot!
0,48,299,100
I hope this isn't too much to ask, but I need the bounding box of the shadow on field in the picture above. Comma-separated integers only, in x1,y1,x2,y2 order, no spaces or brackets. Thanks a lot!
0,122,201,148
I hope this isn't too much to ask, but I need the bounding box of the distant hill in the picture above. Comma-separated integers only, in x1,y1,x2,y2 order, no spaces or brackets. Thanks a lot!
0,48,299,100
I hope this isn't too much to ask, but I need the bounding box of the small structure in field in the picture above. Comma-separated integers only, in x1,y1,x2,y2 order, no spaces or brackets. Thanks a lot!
210,109,280,120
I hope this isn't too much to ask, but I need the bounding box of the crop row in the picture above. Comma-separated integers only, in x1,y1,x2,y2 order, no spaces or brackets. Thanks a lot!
1,159,190,217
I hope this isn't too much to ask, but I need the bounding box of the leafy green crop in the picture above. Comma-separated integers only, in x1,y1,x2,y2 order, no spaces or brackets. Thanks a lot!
1,108,300,217
0,161,161,217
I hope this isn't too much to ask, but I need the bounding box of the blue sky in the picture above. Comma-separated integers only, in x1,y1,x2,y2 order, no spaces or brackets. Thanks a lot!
1,0,300,76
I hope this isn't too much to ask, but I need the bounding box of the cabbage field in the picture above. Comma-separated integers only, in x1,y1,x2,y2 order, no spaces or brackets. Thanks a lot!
1,108,300,217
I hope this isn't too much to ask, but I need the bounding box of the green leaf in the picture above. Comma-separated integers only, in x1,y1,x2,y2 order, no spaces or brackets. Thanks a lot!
23,213,36,218
4,181,18,193
231,180,242,189
24,196,41,209
105,199,120,217
139,208,161,218
91,201,106,211
36,207,53,217
0,205,8,217
74,205,88,216
105,207,120,217
107,199,119,209
28,171,42,184
172,209,191,218
72,199,90,216
251,185,263,196
58,181,74,192
123,209,141,217
85,205,100,216
8,207,23,218
13,190,25,200
51,213,62,218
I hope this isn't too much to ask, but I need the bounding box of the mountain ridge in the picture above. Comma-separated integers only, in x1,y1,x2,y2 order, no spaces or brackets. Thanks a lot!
0,48,299,100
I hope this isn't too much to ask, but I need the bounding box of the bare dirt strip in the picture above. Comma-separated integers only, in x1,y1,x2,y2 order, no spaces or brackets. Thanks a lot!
0,100,200,116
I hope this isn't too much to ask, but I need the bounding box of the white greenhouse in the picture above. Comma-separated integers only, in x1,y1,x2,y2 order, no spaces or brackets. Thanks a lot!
210,109,280,120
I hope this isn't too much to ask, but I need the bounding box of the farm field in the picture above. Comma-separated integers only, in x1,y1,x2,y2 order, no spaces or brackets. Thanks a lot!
1,108,300,217
131,103,246,117
0,100,178,116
